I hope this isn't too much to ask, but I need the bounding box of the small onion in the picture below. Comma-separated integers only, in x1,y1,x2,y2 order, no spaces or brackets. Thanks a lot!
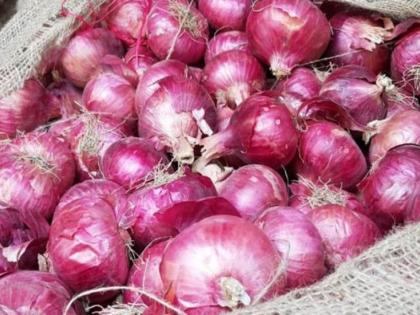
198,0,252,31
309,205,381,269
204,31,251,63
246,0,331,78
202,50,266,107
160,215,285,310
146,0,209,64
125,46,157,81
60,28,124,87
255,207,327,289
217,164,288,220
327,13,391,74
295,121,367,189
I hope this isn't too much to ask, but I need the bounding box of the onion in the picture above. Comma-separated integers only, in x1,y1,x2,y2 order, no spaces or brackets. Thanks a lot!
0,79,48,139
217,164,288,220
47,197,129,303
196,94,298,169
367,110,420,163
327,13,392,74
204,31,251,63
391,28,420,96
60,28,124,87
95,54,139,87
125,46,157,81
255,207,327,289
0,132,75,220
359,144,420,226
290,177,366,215
146,0,209,64
198,0,251,31
246,0,331,78
106,0,151,45
101,137,170,190
384,86,419,117
309,205,381,269
273,67,322,115
46,81,83,119
202,50,266,107
295,121,367,189
160,215,285,310
0,271,84,315
138,76,217,163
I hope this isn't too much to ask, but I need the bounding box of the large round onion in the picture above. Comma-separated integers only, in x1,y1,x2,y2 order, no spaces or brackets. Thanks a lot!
198,0,251,31
160,215,285,311
327,13,391,74
125,45,157,81
138,76,217,164
0,271,84,315
60,28,124,87
146,0,209,64
319,65,388,126
101,137,170,190
368,110,420,163
309,205,381,269
246,0,331,78
204,31,251,63
217,164,288,220
255,207,327,289
295,121,367,189
47,197,129,303
202,50,266,107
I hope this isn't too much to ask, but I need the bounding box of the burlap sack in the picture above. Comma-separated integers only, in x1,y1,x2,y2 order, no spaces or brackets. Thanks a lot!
0,1,419,314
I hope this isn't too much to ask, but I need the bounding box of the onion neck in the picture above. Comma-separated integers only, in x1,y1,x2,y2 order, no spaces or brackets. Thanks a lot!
376,74,394,93
270,55,291,80
173,136,195,165
217,276,251,309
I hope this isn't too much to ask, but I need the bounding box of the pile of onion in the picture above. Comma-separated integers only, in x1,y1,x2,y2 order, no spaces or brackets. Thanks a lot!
204,31,251,63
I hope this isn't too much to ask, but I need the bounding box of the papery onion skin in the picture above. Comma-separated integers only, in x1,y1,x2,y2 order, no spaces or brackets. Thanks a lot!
0,271,84,315
295,121,367,189
391,28,420,96
146,0,209,64
101,137,170,190
204,31,251,63
0,79,48,139
0,132,75,220
60,28,124,87
255,207,327,289
47,197,129,303
327,13,391,74
359,144,420,225
368,110,420,163
125,46,157,81
246,0,331,78
217,164,288,220
160,215,285,310
202,50,266,107
198,0,251,31
309,205,381,269
319,65,387,126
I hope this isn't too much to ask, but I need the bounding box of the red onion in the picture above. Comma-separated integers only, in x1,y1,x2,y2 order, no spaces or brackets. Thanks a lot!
391,28,420,96
198,0,251,31
138,76,217,163
146,0,209,64
327,13,392,74
0,132,75,220
384,86,419,117
0,79,48,139
0,271,84,315
273,67,322,115
255,207,327,289
246,0,331,78
60,28,124,87
217,164,288,220
197,94,298,169
46,81,83,119
367,110,420,163
48,197,129,303
204,31,251,63
202,50,266,107
295,121,367,189
106,0,151,45
309,205,380,269
101,137,170,190
359,144,420,225
125,46,157,81
160,215,285,310
95,54,139,86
